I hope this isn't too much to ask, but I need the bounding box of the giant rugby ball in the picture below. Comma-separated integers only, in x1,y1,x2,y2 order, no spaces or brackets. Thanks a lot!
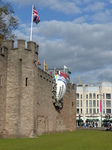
54,74,66,101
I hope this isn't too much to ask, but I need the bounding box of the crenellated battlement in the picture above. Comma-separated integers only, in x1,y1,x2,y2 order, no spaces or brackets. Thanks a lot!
2,40,14,49
0,39,40,75
66,83,76,92
38,68,53,83
1,39,39,54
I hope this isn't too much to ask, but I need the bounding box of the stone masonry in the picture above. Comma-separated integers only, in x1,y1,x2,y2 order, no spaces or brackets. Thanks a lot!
0,39,76,138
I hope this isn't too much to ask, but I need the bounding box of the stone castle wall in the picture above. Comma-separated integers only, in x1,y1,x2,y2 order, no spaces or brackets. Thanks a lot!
37,69,76,135
0,45,8,137
0,39,76,138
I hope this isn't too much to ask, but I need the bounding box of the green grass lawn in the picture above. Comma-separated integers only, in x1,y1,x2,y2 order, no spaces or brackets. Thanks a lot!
0,130,112,150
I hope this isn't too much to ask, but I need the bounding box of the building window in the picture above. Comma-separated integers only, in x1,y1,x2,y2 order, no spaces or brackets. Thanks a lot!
103,100,105,107
80,94,82,99
103,93,105,99
86,100,88,107
106,109,111,114
106,93,111,99
89,108,92,114
76,100,79,107
86,108,88,114
93,100,96,107
103,109,105,114
81,100,82,107
86,94,88,99
81,108,82,113
77,108,79,114
93,93,96,99
89,100,92,107
97,109,99,113
76,93,79,99
93,108,96,114
89,93,92,99
97,100,99,107
106,100,111,107
97,94,99,99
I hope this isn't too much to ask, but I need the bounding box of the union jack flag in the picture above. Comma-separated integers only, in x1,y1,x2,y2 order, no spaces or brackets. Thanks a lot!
33,5,40,24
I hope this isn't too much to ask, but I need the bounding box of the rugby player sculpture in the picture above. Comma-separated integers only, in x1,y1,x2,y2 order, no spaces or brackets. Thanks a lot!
52,66,70,108
54,74,66,102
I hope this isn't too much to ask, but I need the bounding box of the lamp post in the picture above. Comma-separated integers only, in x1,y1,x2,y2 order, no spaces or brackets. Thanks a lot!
98,94,103,127
79,114,81,127
93,113,95,121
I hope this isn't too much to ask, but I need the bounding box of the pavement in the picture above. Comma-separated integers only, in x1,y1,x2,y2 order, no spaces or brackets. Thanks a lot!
77,127,107,131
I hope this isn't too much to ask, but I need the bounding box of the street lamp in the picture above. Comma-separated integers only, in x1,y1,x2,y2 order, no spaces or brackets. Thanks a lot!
98,94,103,127
79,114,81,127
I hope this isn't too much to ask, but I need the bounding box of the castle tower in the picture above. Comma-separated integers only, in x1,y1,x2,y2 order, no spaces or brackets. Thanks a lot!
0,39,76,138
0,40,39,138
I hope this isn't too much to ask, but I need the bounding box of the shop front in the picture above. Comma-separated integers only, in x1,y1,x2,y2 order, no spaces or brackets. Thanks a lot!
86,118,99,128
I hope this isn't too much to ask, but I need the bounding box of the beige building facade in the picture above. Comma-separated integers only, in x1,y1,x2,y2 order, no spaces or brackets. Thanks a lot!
76,82,112,127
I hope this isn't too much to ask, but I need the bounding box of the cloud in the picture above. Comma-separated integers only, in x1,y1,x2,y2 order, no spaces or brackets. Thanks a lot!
13,20,112,84
90,10,112,23
84,2,105,12
8,0,81,14
7,0,112,24
5,0,112,84
73,67,112,85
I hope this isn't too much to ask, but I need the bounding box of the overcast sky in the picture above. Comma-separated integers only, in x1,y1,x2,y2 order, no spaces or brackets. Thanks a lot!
6,0,112,85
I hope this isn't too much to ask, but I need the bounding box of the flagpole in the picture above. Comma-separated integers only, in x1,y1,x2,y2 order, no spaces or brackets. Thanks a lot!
44,60,45,71
30,5,33,41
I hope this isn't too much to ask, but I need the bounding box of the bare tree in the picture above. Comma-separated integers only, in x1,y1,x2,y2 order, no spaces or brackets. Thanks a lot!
0,0,19,41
